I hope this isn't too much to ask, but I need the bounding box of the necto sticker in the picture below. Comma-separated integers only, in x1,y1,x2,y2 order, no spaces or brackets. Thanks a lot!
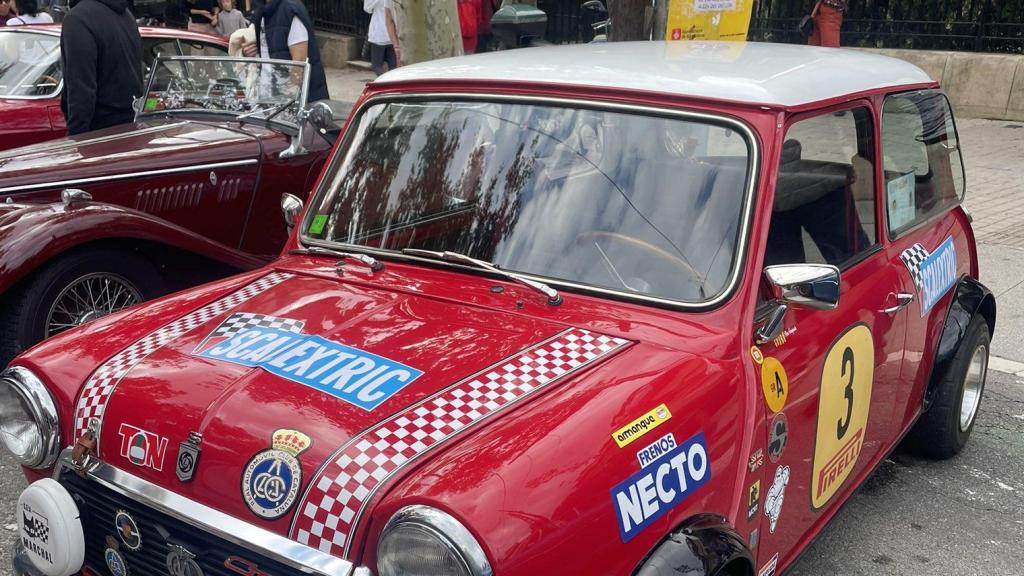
196,314,423,411
611,432,710,542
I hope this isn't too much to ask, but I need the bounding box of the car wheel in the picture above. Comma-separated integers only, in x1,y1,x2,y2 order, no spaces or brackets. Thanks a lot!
904,315,990,460
0,249,163,366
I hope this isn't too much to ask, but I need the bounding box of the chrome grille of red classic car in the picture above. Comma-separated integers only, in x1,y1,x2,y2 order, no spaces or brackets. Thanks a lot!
59,472,304,576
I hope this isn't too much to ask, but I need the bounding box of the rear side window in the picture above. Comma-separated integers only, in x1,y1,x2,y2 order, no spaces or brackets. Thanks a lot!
881,91,965,235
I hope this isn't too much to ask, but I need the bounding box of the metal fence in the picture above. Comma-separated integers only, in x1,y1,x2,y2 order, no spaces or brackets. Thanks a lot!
750,0,1024,53
308,0,1024,53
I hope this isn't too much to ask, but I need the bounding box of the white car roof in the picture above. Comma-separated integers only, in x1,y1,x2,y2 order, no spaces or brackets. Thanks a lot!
376,41,935,108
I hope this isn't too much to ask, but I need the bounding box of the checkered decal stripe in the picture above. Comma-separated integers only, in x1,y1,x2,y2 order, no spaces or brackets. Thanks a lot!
899,243,929,293
194,312,305,352
73,272,293,439
290,328,630,557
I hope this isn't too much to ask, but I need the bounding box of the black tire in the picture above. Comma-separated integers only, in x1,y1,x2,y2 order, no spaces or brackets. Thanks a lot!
0,249,163,366
904,315,990,459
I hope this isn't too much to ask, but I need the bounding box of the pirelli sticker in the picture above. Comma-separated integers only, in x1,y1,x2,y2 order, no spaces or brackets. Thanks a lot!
612,404,672,448
811,323,874,509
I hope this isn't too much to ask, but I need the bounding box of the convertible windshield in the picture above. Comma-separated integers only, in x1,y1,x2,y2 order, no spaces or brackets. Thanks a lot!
139,56,307,125
0,31,61,97
305,100,753,303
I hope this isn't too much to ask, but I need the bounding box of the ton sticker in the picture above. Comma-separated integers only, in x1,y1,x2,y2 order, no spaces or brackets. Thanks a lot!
812,324,874,509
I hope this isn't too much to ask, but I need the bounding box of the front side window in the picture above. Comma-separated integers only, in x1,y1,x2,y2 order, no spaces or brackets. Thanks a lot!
881,91,964,235
304,100,755,304
765,106,877,268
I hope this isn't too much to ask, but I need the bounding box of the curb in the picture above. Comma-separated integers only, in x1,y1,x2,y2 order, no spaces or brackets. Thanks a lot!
989,355,1024,377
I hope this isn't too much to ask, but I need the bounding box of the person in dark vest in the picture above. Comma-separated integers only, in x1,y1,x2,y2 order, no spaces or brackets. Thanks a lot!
241,0,328,102
60,0,142,135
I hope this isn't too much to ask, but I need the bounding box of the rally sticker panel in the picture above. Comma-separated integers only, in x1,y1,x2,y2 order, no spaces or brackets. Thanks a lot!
811,324,874,509
611,431,711,542
195,313,423,411
899,236,957,316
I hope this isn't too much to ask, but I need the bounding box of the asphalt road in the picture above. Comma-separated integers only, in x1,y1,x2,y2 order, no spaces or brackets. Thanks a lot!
0,367,1019,575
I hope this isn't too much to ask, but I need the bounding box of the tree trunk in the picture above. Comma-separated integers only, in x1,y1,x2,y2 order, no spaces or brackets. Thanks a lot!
607,0,651,41
652,0,668,40
391,0,463,65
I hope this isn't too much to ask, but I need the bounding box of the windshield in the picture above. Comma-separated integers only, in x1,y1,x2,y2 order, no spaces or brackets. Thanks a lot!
304,100,754,304
0,31,62,98
139,56,307,126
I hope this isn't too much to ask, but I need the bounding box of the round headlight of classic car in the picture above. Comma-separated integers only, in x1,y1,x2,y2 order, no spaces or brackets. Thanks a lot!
377,505,492,576
0,367,60,468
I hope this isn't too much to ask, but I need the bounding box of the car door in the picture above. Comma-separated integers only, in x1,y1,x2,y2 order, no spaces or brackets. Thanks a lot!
752,102,908,573
878,90,970,432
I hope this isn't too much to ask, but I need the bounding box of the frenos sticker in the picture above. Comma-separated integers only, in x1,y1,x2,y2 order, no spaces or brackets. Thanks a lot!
612,404,672,448
899,237,957,316
195,313,422,411
611,432,710,542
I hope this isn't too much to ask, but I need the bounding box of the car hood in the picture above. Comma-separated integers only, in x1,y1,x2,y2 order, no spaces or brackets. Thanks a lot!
0,119,261,192
86,268,630,534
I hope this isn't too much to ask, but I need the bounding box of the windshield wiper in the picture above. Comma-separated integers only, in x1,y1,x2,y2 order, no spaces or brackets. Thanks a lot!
291,246,384,273
237,96,297,126
402,249,562,306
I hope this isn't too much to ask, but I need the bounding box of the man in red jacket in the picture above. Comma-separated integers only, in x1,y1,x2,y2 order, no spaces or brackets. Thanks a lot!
458,0,479,54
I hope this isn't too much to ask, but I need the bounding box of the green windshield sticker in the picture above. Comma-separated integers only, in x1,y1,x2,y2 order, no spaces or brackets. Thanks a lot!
144,98,158,111
309,214,328,235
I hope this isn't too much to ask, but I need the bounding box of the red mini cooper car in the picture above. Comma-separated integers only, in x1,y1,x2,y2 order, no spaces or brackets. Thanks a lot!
3,42,993,576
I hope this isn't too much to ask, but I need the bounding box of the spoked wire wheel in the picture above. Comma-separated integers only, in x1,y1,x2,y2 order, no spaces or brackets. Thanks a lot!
45,272,142,337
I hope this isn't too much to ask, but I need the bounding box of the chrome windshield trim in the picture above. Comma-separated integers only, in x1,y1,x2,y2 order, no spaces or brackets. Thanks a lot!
0,159,258,194
53,448,356,576
297,91,762,311
0,28,62,100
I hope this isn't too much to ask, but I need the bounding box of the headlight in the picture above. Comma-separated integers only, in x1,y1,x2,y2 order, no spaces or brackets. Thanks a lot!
377,505,492,576
0,367,60,468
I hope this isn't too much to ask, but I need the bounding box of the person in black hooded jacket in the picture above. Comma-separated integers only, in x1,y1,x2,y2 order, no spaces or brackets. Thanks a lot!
60,0,142,135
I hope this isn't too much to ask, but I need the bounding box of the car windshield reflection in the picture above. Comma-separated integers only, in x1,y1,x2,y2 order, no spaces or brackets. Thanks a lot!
304,100,754,304
138,56,308,127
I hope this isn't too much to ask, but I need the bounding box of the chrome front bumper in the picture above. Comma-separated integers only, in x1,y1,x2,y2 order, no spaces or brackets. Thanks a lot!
13,447,374,576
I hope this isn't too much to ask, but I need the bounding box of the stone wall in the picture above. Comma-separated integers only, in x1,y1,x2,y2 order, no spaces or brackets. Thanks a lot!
863,49,1024,122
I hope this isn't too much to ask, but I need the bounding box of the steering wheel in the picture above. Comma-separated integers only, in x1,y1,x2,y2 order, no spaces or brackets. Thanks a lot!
574,231,702,281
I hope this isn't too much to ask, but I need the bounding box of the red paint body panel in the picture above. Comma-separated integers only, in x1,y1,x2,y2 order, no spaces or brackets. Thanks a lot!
9,70,982,576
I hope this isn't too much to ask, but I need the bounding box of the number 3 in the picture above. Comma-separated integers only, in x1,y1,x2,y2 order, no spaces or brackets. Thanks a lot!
836,347,854,439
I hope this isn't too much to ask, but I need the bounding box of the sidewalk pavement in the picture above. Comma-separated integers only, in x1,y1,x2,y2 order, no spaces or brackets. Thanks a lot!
959,118,1024,365
325,66,375,105
318,70,1024,365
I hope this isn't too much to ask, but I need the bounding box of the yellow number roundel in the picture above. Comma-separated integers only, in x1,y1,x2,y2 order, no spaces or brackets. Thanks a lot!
811,324,874,510
760,357,788,413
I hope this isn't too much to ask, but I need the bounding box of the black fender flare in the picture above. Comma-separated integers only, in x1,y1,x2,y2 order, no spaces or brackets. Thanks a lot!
924,275,996,410
633,514,753,576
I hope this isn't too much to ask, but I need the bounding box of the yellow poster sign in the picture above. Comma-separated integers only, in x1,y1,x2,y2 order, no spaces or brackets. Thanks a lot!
666,0,754,42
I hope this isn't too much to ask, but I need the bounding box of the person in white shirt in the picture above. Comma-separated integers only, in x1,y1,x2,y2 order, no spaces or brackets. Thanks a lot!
364,0,400,76
7,0,53,24
240,0,328,101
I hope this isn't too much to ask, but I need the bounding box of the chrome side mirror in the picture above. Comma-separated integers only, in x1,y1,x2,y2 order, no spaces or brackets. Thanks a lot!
756,264,840,345
281,193,303,233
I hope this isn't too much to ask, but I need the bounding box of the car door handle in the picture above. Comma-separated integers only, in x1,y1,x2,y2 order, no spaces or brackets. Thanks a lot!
880,292,914,315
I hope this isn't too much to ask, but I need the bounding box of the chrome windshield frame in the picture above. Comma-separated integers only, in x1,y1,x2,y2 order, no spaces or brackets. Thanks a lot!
52,448,358,576
297,92,762,311
136,55,311,130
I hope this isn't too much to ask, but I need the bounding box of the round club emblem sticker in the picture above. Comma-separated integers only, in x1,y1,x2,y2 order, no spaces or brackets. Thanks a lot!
105,547,129,576
240,429,312,520
768,412,788,463
114,510,142,551
242,449,301,519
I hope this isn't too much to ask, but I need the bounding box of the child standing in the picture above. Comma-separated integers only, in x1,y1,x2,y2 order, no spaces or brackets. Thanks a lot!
215,0,248,38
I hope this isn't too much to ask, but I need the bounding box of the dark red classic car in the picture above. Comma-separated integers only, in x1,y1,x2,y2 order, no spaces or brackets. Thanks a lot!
0,55,344,364
2,42,993,576
0,25,229,151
